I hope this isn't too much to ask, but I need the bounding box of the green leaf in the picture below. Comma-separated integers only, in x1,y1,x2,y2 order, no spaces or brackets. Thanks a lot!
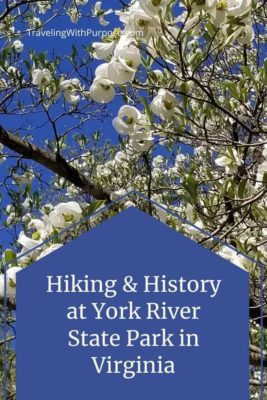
223,178,235,199
182,174,198,205
241,66,254,81
180,82,189,108
72,45,78,57
3,249,17,267
85,200,105,217
141,97,153,124
238,179,247,199
38,52,47,67
223,81,239,100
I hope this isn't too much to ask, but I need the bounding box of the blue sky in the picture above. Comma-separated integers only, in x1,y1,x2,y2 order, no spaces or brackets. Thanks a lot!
0,0,124,138
0,0,186,248
0,0,127,246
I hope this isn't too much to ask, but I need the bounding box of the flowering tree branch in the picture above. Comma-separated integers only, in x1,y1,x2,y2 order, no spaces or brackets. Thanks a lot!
0,125,110,202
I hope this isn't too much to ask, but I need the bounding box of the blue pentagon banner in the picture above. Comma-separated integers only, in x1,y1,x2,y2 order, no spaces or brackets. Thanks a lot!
16,207,249,400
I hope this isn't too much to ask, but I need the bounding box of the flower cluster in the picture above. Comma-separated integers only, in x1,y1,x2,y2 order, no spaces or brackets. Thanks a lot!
18,202,82,265
112,105,153,152
187,0,253,44
31,68,83,105
88,0,254,153
89,33,142,103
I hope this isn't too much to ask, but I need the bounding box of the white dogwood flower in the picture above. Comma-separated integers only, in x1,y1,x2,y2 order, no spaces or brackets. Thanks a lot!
119,2,161,42
113,104,152,152
92,2,113,26
108,46,141,84
18,231,43,254
139,0,170,17
93,41,117,60
215,148,243,174
95,63,110,79
32,68,52,88
236,20,254,44
92,28,122,60
0,267,22,299
47,201,82,229
129,130,154,152
13,40,24,53
89,76,115,103
209,0,253,30
28,219,50,240
113,105,147,135
227,0,251,17
151,89,178,120
59,78,80,104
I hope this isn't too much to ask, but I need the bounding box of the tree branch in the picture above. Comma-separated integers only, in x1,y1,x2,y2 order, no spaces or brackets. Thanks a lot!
0,336,15,347
250,344,267,368
0,125,110,202
0,296,16,310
